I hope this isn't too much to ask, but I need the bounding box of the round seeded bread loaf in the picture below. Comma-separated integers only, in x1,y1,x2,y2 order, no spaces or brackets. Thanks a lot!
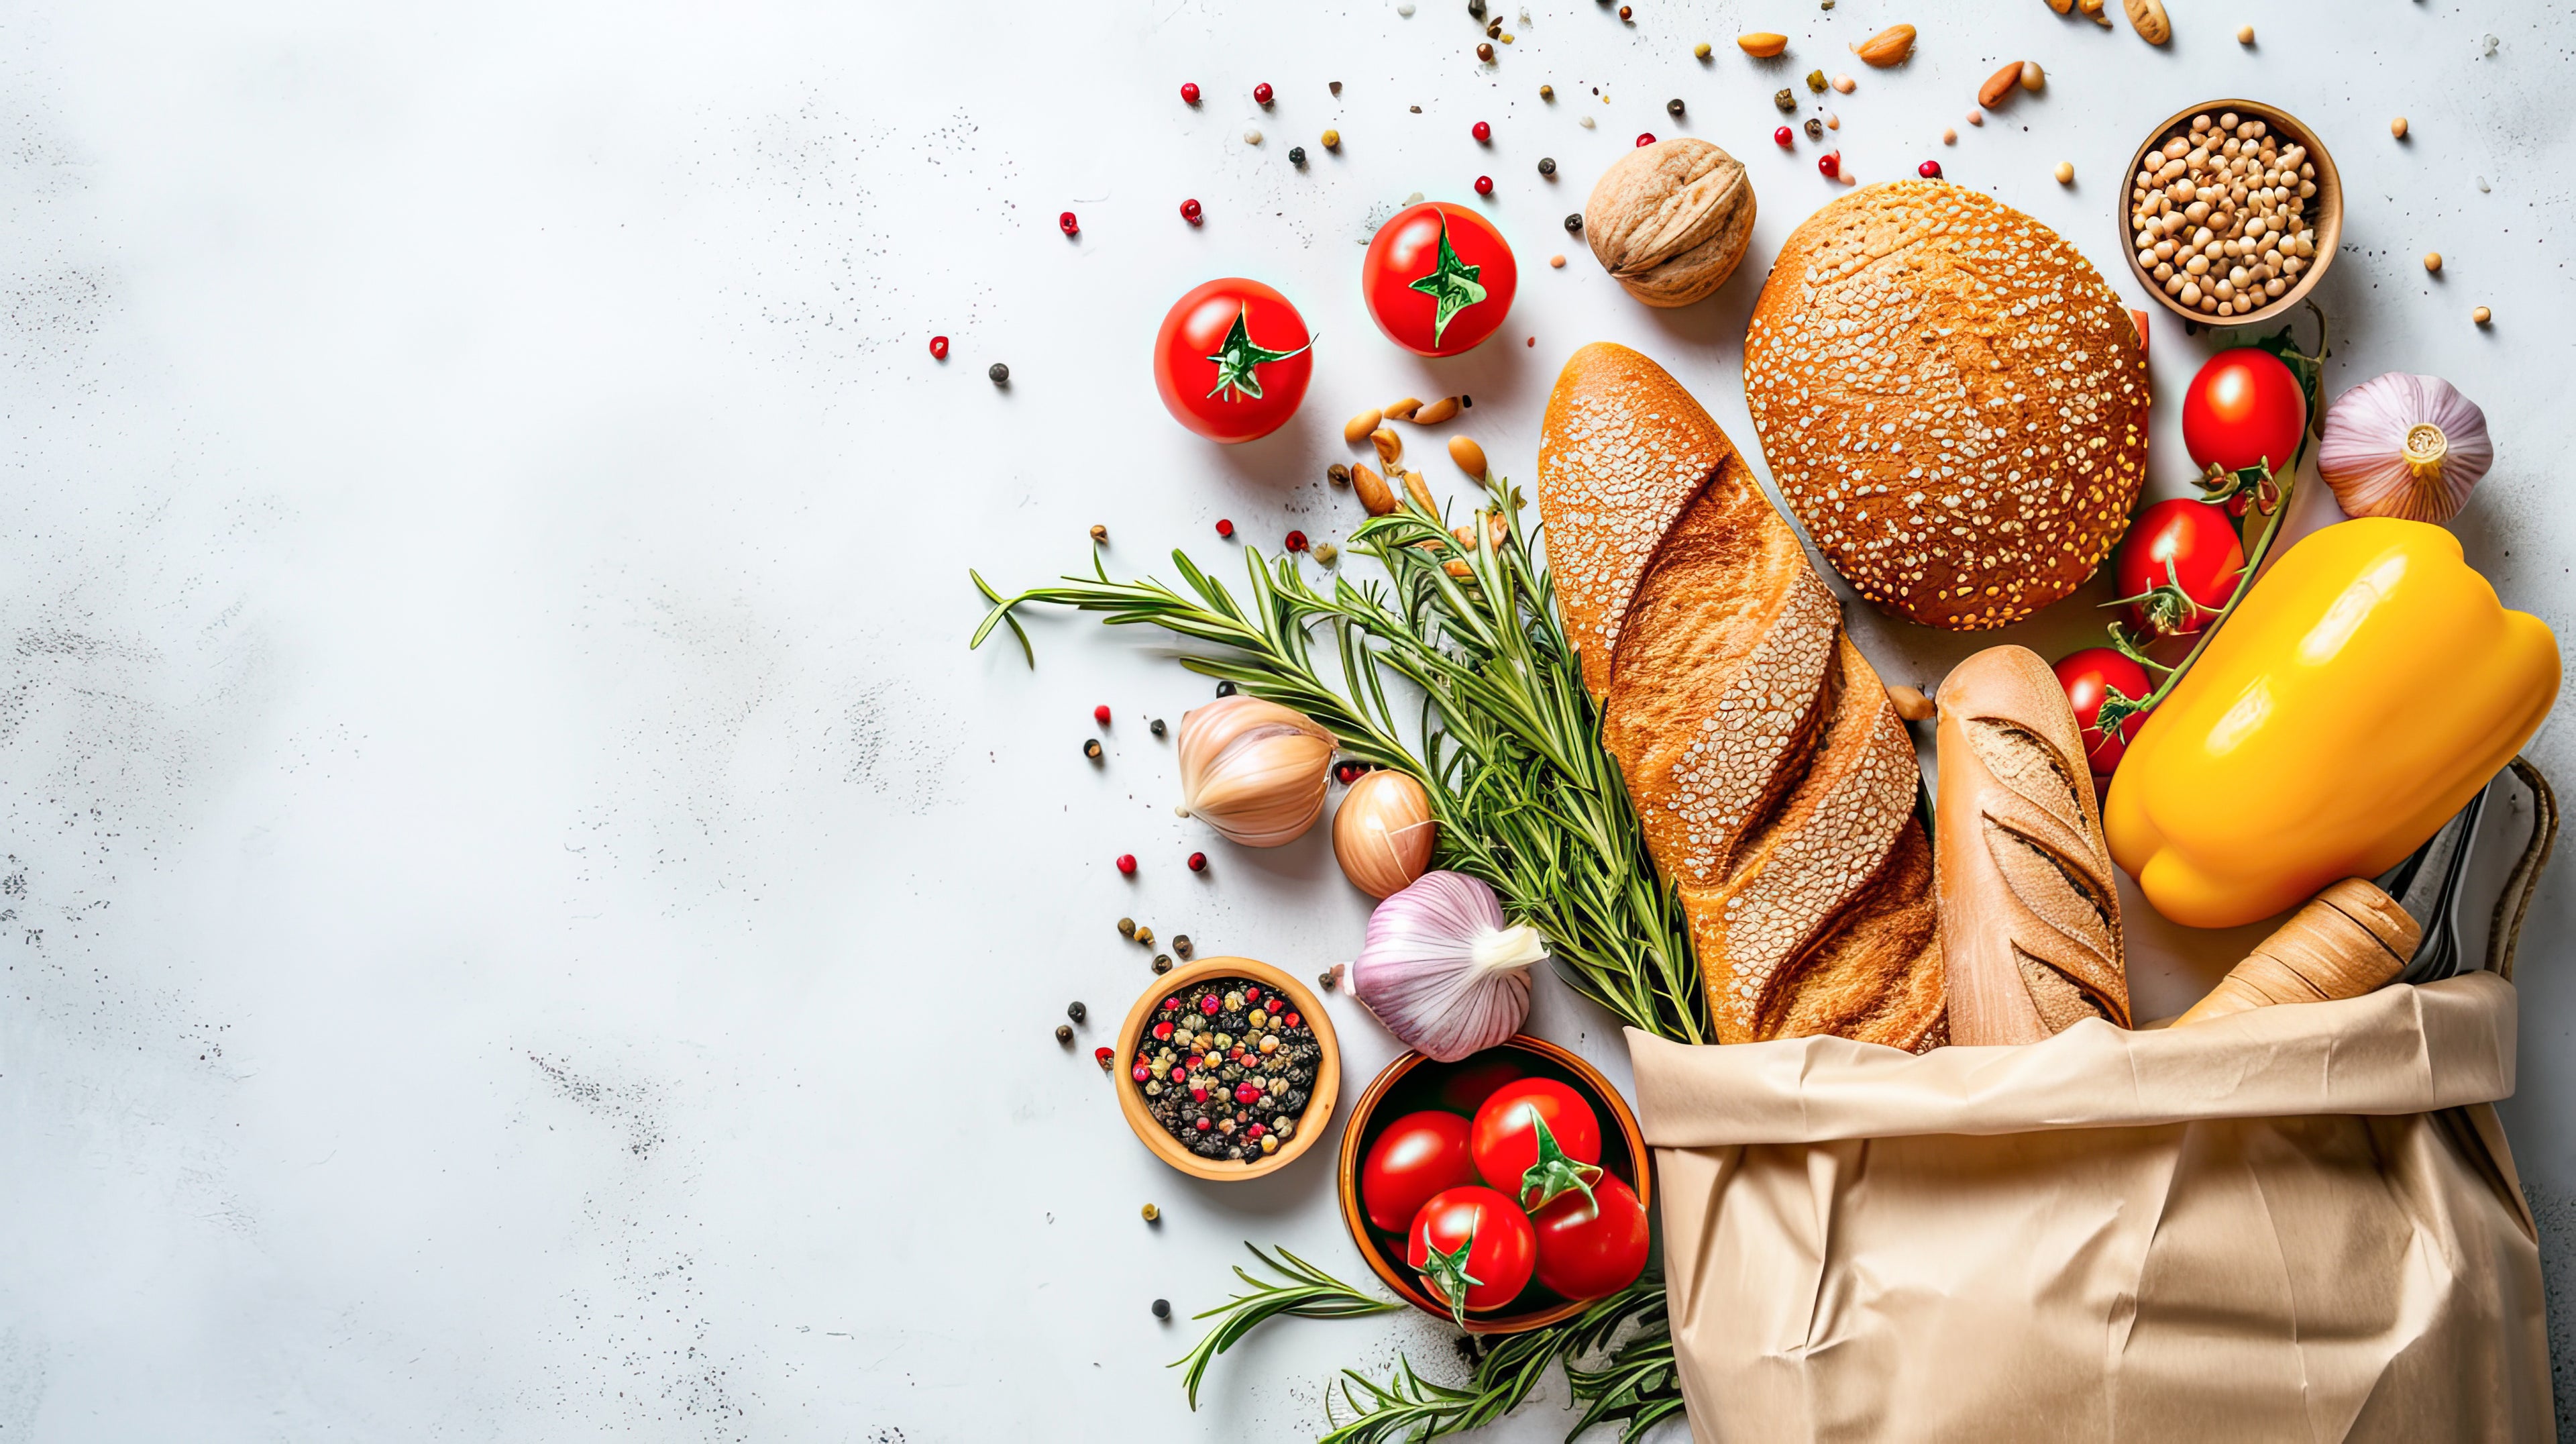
1743,182,2149,631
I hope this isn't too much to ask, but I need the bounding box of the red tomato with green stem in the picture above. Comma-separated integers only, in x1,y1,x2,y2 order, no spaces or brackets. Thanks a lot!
1529,1172,1650,1302
1361,202,1517,357
1470,1078,1603,1210
2111,499,2247,638
1152,278,1313,442
1406,1185,1538,1326
2182,348,2307,479
1360,1111,1481,1234
2054,648,2156,778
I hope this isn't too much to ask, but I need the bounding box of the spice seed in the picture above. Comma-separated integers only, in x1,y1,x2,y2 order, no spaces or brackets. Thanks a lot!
1089,523,1108,543
1564,212,1583,233
1055,1024,1073,1044
988,362,1010,384
1216,682,1237,697
1141,1203,1161,1223
1538,156,1556,176
1539,84,1554,99
1550,254,1566,267
1083,738,1103,760
1136,927,1155,947
1289,146,1307,166
2473,306,2491,325
2055,161,2075,185
1174,934,1193,957
1116,854,1138,875
1068,1001,1087,1023
2237,23,2255,44
1322,128,1341,149
1153,955,1173,974
1152,1299,1171,1319
1188,851,1209,872
2424,252,2443,273
1150,718,1167,737
1320,970,1337,990
2391,117,2409,140
1119,917,1136,937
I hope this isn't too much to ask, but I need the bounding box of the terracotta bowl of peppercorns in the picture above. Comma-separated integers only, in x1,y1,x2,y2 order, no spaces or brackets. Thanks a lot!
1112,956,1341,1182
1334,1035,1651,1335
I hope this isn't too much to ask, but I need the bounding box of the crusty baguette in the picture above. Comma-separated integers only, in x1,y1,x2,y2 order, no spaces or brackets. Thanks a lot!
2172,879,2417,1027
1933,646,2130,1044
1539,342,1943,1049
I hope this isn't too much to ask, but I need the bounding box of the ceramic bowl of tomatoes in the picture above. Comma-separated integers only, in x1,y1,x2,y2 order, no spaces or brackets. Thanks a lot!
2121,99,2341,331
1335,1035,1650,1334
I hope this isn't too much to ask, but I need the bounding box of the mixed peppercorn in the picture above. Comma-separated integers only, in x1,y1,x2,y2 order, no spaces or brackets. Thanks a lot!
1131,977,1322,1164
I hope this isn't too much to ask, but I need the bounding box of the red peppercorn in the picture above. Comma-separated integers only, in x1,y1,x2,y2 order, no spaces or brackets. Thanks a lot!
1195,1117,1212,1131
1284,529,1308,552
1284,1012,1300,1028
1180,197,1203,224
1093,704,1112,725
1163,996,1181,1011
1635,132,1656,147
1474,174,1493,196
928,335,949,360
1244,986,1260,1002
1116,854,1137,874
1246,1123,1265,1139
1154,1021,1173,1039
1253,82,1273,106
1266,996,1283,1013
1229,1046,1244,1060
1059,211,1079,236
1094,1046,1114,1066
1170,1064,1188,1081
1187,851,1208,872
1180,81,1200,105
1918,160,1943,178
1235,1082,1263,1105
1819,151,1841,178
1201,995,1222,1015
1774,126,1794,148
1472,121,1491,143
1132,1064,1150,1081
1214,518,1234,537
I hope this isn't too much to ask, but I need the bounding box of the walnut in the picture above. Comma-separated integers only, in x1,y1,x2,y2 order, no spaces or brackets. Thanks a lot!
1580,138,1757,308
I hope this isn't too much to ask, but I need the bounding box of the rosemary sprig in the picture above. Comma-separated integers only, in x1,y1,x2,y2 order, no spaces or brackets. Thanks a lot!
1317,1278,1682,1444
1172,1245,1401,1410
969,481,1705,1043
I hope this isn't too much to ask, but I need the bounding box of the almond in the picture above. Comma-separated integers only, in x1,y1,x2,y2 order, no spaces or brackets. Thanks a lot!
1411,395,1461,424
2043,0,2071,11
1886,683,1937,723
2076,0,2108,24
1737,32,1788,57
2122,0,2169,44
1978,61,2023,107
1371,426,1403,468
1351,463,1397,516
1448,435,1489,479
1344,408,1383,446
1851,23,1915,67
1381,397,1424,421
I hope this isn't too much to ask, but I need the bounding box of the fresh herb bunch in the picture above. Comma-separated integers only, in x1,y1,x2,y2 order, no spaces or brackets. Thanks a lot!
1320,1279,1683,1444
1173,1246,1401,1409
971,480,1705,1042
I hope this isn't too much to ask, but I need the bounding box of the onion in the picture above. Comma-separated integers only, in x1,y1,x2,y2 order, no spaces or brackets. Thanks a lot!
2316,372,2493,525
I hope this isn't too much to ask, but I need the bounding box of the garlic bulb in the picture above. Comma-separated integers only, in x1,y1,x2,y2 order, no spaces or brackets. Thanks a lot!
1175,694,1338,847
1332,770,1438,897
2317,372,2494,525
1338,871,1542,1062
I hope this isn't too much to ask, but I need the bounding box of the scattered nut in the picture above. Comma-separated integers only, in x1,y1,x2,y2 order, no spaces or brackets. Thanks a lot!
2473,306,2491,325
1413,395,1461,424
1344,408,1383,446
1313,542,1341,565
1141,1203,1161,1223
2236,23,2254,43
1351,462,1397,516
2043,0,2071,11
1774,87,1797,111
1550,252,1566,267
1448,435,1489,478
1382,397,1424,421
1806,68,1828,91
1539,84,1554,99
2424,252,2443,273
1967,109,1985,125
2131,111,2318,318
1737,32,1789,56
1371,426,1403,467
1825,113,1840,130
2077,0,2109,23
1978,61,2025,108
1580,136,1756,307
1852,24,1914,66
2019,60,2045,91
1090,523,1108,543
1327,462,1351,486
1942,126,1958,144
2391,117,2409,140
1886,684,1937,723
2055,160,2075,184
1322,128,1342,150
2122,0,2170,44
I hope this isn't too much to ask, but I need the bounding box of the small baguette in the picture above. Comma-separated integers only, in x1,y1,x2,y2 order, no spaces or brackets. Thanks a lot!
2173,879,2419,1026
1935,646,2130,1044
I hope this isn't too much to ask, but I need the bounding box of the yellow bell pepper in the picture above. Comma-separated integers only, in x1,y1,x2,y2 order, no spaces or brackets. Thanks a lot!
2105,518,2559,929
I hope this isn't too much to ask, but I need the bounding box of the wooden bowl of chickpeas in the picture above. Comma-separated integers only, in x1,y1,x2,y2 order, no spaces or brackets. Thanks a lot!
2122,100,2341,329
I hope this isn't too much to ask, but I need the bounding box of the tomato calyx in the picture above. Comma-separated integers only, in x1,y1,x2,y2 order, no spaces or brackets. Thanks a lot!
2105,554,2233,638
2087,678,2153,752
1512,1113,1602,1213
1416,1226,1485,1329
1203,305,1311,403
1407,217,1491,346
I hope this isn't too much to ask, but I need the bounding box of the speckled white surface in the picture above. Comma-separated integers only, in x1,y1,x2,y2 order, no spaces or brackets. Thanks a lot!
3,1,2571,1439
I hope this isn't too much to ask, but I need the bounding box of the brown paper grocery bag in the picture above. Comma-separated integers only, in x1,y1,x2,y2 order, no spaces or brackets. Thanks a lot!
1627,972,2553,1443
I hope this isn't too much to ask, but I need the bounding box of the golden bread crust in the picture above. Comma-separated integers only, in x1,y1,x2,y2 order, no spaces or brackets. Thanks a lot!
1743,181,2149,631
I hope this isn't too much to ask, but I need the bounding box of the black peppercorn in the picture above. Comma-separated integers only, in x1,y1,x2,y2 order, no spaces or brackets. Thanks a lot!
1475,41,1493,62
1055,1024,1073,1044
987,362,1009,384
1805,118,1823,140
1173,934,1193,958
1149,717,1167,737
1289,146,1306,166
1563,213,1582,234
1774,88,1796,111
1467,0,1483,15
1320,969,1337,990
1153,955,1173,974
1667,98,1684,117
1067,1001,1087,1023
1152,1298,1171,1319
1485,20,1501,38
1538,156,1556,176
1216,680,1237,697
1118,917,1136,937
1082,738,1103,760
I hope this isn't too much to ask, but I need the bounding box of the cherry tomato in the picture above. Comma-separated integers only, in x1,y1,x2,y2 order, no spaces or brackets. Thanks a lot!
1361,201,1517,357
1406,1185,1537,1325
1152,278,1314,443
1360,1111,1481,1233
1470,1078,1603,1210
2182,348,2306,478
1529,1172,1650,1302
2112,499,2245,637
1433,1055,1523,1116
2053,648,2155,778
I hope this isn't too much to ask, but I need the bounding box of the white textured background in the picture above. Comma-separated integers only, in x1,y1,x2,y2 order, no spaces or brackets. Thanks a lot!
3,1,2571,1439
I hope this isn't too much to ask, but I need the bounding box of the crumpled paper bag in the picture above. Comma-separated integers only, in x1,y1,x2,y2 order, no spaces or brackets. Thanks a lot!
1626,972,2552,1443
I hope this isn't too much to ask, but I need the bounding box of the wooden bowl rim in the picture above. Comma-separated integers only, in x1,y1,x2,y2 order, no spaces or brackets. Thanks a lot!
1110,955,1341,1182
1333,1033,1652,1335
2122,97,2342,331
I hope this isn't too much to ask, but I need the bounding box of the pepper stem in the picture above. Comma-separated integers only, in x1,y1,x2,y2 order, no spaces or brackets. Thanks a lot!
1515,1113,1603,1213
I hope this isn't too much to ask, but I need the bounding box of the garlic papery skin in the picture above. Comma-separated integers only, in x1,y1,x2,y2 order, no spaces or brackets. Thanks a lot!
1340,870,1542,1062
1174,694,1338,847
2317,372,2493,525
1332,769,1439,897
